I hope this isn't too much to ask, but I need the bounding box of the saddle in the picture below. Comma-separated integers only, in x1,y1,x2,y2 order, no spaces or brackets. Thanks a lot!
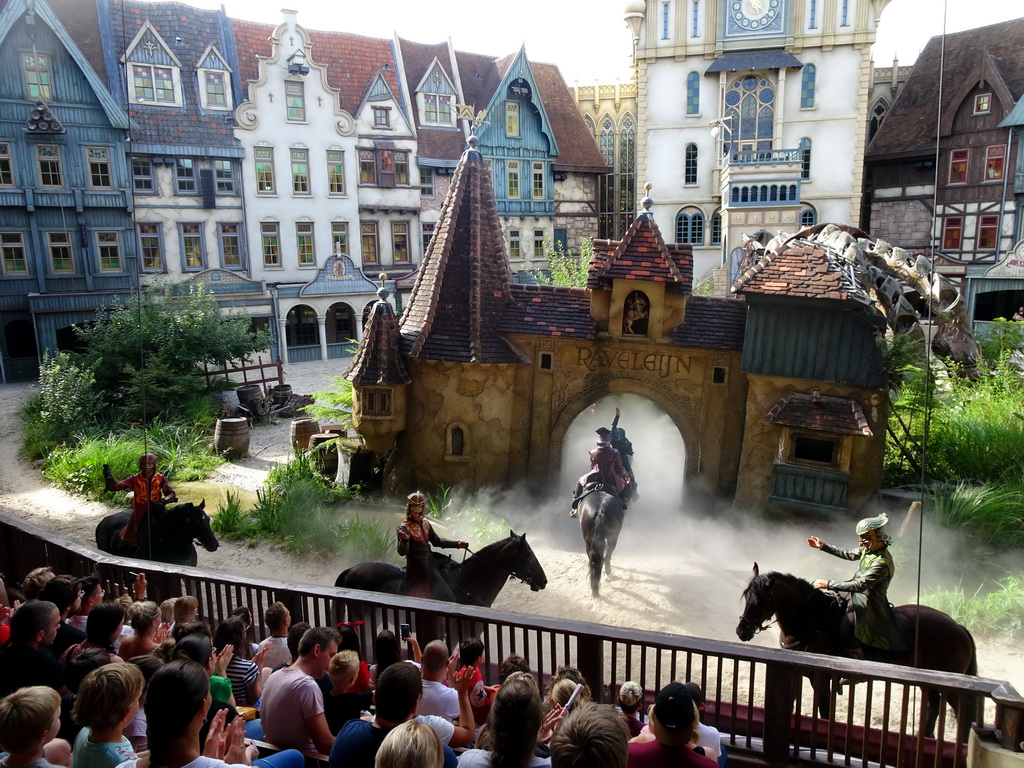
572,474,627,509
826,591,911,660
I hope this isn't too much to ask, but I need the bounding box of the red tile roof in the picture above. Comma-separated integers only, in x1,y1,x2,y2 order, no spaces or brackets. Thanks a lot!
499,285,595,338
532,61,608,172
764,391,873,436
50,0,106,81
232,19,399,116
732,242,860,302
399,144,522,363
588,213,693,293
345,294,411,386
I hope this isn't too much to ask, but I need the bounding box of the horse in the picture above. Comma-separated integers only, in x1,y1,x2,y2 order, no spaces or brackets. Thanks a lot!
95,501,219,567
577,480,625,598
737,563,978,737
334,531,547,607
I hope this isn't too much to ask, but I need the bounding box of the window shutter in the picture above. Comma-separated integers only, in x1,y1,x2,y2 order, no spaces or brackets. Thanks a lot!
200,169,215,208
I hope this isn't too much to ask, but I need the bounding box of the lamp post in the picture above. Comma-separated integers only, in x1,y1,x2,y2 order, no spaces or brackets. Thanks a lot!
623,0,645,79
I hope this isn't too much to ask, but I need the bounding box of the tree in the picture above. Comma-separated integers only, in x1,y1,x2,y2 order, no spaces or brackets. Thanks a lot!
74,287,271,420
527,236,591,288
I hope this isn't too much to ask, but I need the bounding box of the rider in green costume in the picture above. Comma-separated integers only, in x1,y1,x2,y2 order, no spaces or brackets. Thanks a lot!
807,514,908,658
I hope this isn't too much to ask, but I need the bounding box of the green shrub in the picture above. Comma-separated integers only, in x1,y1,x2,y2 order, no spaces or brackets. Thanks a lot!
928,478,1024,550
20,352,101,457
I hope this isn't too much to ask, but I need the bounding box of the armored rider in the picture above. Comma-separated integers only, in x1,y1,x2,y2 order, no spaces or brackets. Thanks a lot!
397,491,468,599
609,407,637,496
807,514,908,658
570,426,630,517
103,453,177,547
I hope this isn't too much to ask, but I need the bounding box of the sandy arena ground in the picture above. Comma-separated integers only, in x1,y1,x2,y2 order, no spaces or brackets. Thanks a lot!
1,359,1020,693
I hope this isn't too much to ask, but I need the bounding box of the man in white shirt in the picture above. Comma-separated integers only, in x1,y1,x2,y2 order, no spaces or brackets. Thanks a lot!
260,626,338,755
418,640,460,721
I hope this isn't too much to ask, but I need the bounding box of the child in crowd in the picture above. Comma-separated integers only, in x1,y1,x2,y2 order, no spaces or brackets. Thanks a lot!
616,681,644,738
323,650,373,734
58,648,111,743
171,595,198,629
158,599,175,626
0,686,65,768
337,625,371,693
458,638,493,723
124,654,164,753
70,663,144,768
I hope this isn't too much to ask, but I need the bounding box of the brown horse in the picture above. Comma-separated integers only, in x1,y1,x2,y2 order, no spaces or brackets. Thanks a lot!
736,563,977,737
578,482,624,598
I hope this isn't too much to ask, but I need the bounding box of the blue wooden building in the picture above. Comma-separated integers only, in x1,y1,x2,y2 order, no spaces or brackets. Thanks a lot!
0,0,135,381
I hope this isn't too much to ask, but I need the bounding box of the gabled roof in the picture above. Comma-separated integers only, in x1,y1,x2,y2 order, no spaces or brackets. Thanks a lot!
399,140,522,364
531,61,608,172
477,46,559,158
232,19,399,117
732,242,862,303
588,207,693,294
0,0,128,129
345,290,411,386
866,18,1024,158
764,391,873,436
100,0,241,150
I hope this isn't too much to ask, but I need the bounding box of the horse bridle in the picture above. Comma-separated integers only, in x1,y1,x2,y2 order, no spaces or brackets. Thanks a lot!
464,539,542,590
738,578,820,643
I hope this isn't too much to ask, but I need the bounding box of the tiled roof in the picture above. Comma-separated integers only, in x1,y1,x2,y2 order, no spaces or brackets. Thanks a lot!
867,18,1024,157
104,0,241,149
399,143,522,363
455,50,502,113
398,37,455,97
498,285,595,338
705,50,803,74
345,294,411,386
532,62,608,172
588,212,693,293
417,128,467,163
671,296,747,351
49,0,106,81
764,391,873,436
232,19,399,116
732,242,860,302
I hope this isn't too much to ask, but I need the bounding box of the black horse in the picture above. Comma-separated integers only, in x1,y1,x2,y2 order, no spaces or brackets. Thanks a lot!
334,531,547,607
737,563,977,737
577,480,624,598
95,501,219,567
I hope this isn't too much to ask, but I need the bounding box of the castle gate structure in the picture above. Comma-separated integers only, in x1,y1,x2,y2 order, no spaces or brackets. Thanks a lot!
344,139,889,514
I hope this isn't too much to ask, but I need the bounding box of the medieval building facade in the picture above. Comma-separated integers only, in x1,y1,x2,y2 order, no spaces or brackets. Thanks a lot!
629,0,892,286
865,19,1024,321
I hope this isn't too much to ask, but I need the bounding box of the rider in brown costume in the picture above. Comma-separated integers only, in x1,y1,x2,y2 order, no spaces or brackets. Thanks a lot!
396,491,468,599
570,427,630,517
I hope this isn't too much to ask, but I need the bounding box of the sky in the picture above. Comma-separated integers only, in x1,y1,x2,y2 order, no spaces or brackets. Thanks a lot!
155,0,1023,84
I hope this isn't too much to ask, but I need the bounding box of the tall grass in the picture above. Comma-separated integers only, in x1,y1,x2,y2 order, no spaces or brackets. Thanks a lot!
923,575,1024,639
927,478,1024,550
43,422,222,500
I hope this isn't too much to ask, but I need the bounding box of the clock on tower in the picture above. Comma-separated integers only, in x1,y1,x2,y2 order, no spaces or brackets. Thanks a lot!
725,0,785,38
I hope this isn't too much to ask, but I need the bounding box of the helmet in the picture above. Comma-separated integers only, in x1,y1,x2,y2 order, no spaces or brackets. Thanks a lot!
856,513,890,541
407,491,428,505
139,453,158,469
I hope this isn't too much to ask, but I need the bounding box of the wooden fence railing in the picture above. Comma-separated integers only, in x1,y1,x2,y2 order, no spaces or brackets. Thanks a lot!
2,509,1021,768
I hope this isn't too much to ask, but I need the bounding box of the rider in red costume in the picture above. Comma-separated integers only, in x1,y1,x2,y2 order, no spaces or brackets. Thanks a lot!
397,491,468,599
103,453,177,547
570,427,630,517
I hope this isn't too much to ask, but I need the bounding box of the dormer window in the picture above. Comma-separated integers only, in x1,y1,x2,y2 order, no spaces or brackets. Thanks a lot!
417,61,457,127
122,22,183,108
974,93,991,115
22,53,52,100
197,46,233,111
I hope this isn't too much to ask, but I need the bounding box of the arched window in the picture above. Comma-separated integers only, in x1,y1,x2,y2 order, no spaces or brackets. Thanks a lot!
725,75,775,151
869,100,888,142
800,206,817,229
801,65,816,109
446,423,469,459
711,210,722,245
450,426,464,456
799,138,811,179
619,116,637,236
623,290,650,336
583,115,595,139
686,72,700,115
684,143,698,184
675,208,704,244
599,117,615,167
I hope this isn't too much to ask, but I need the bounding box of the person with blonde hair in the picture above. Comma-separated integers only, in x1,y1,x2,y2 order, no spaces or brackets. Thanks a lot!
119,601,165,659
0,686,67,768
158,599,176,625
616,681,644,738
324,651,372,734
172,595,199,627
374,720,443,768
71,663,144,768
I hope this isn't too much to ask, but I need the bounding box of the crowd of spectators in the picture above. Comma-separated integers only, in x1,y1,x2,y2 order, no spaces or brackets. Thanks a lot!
1,564,727,768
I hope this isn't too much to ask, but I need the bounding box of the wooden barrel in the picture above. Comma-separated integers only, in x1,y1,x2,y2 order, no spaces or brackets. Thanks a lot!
214,417,250,459
309,433,338,476
270,384,293,405
321,424,347,436
290,418,320,450
236,384,263,406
